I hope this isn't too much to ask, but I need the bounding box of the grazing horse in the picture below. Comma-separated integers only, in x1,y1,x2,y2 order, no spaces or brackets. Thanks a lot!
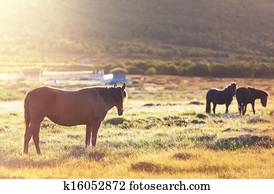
206,83,237,114
236,87,268,115
23,84,127,155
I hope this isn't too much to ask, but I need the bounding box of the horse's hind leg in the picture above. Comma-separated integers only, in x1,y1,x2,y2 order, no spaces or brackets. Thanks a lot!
30,121,42,155
85,124,92,147
238,103,242,115
24,125,33,154
91,121,101,147
213,103,216,114
243,104,247,115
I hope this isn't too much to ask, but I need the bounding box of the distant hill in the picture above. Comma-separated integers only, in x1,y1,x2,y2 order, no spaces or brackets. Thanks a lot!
1,0,274,63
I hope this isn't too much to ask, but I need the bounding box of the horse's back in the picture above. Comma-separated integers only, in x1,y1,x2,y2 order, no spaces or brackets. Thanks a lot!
236,87,249,103
26,86,57,104
206,89,223,99
27,86,98,102
207,88,233,105
206,89,216,98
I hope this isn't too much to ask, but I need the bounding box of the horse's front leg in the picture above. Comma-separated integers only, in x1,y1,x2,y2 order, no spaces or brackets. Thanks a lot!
251,102,255,114
91,120,102,147
225,104,229,114
85,124,92,147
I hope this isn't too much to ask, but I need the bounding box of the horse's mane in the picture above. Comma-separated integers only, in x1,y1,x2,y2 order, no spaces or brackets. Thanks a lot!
248,87,269,97
95,85,127,104
223,82,237,92
230,82,237,87
247,87,255,90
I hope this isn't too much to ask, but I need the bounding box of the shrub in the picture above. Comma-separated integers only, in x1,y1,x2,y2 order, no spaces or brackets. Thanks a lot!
157,63,178,75
213,135,273,150
88,150,106,161
186,61,209,76
145,67,157,75
173,152,193,160
254,64,272,78
97,60,274,78
131,161,181,173
226,64,252,77
127,62,150,74
209,64,227,77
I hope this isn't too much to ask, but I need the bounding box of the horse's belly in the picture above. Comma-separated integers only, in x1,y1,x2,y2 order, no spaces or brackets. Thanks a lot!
47,116,87,126
46,111,90,126
214,99,226,104
216,100,226,104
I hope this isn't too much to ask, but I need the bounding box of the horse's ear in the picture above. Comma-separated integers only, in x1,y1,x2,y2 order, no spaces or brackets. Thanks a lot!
231,82,237,87
114,83,117,87
122,83,126,90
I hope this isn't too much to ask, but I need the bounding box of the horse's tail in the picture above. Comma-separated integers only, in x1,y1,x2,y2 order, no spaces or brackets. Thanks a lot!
206,93,211,114
24,93,31,128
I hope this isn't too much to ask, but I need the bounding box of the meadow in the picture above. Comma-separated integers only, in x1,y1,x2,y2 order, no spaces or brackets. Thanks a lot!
0,75,273,178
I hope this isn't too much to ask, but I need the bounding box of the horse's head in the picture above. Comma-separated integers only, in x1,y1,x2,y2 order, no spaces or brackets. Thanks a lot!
111,83,127,116
260,91,268,107
227,83,237,96
249,87,268,107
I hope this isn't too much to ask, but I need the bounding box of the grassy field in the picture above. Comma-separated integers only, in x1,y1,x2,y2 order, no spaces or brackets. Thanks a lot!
0,75,273,178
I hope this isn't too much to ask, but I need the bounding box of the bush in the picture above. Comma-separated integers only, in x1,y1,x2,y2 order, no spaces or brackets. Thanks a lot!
157,63,178,75
127,62,150,74
254,64,272,78
173,152,193,160
213,135,273,150
209,64,228,77
97,60,274,78
226,64,252,77
186,61,209,76
145,67,157,75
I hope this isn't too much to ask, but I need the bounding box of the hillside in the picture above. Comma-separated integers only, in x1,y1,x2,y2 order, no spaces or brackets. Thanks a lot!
1,0,274,63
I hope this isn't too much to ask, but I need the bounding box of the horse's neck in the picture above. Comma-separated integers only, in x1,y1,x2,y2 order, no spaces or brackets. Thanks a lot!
250,89,262,100
97,89,115,111
223,88,231,96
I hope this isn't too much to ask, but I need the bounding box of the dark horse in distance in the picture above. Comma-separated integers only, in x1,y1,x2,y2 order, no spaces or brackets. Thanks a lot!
23,84,127,154
236,87,268,115
206,83,237,114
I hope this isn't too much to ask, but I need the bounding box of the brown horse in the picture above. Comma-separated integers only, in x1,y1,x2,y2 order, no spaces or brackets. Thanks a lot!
236,87,268,115
23,84,127,154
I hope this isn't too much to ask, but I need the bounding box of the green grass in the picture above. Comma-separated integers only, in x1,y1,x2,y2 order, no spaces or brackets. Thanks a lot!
0,75,273,178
